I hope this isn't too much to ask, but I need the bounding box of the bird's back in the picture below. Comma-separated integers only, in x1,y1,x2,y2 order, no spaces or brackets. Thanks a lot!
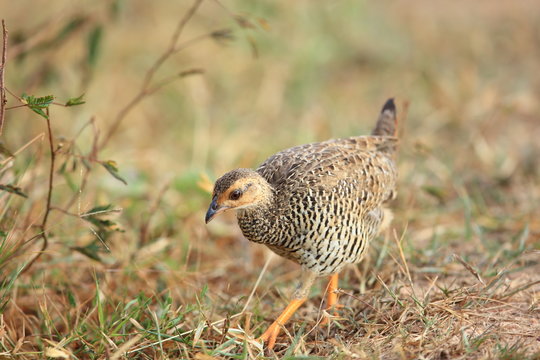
238,100,398,275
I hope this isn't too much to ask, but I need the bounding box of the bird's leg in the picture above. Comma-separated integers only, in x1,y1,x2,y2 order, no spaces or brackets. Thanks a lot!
321,273,341,325
258,270,316,350
326,273,339,313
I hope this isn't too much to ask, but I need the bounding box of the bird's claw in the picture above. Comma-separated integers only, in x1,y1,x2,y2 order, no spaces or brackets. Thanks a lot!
258,321,282,350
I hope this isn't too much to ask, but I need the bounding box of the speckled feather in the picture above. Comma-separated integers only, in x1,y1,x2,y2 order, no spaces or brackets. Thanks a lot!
216,99,398,276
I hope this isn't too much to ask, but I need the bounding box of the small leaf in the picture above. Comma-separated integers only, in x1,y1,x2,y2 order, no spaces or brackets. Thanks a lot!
66,289,77,307
65,94,86,107
73,243,103,262
21,93,54,107
234,15,256,29
211,29,234,43
422,185,447,203
62,172,78,192
21,93,54,120
179,68,204,78
87,25,103,67
83,204,113,216
0,184,28,198
84,217,117,229
53,17,87,46
100,160,127,185
28,106,48,119
58,160,67,174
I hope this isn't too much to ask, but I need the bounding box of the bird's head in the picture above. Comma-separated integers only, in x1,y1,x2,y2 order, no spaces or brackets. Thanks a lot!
205,168,272,223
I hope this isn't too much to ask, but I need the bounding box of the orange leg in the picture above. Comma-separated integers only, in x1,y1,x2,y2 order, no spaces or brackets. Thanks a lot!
259,270,317,349
321,273,340,325
326,273,339,311
258,298,306,349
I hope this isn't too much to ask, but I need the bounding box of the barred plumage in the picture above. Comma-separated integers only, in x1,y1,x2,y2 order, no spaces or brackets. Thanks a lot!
205,98,398,349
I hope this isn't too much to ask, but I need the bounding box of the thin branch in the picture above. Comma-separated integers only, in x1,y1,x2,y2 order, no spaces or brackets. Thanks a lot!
8,9,70,60
0,132,44,166
0,20,8,136
146,68,204,96
5,104,28,110
99,0,206,149
60,117,99,214
5,101,71,111
20,108,55,275
5,87,22,102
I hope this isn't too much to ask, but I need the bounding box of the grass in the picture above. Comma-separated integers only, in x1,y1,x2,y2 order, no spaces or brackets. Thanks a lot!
0,0,539,359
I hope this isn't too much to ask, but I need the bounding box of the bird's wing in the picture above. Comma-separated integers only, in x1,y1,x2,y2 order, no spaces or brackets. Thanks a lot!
257,136,397,209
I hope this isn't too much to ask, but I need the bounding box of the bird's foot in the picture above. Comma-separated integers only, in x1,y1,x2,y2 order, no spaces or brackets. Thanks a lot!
257,297,306,350
258,321,282,350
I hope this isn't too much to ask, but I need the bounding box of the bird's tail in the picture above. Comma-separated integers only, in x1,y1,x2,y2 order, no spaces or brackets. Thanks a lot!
372,98,397,137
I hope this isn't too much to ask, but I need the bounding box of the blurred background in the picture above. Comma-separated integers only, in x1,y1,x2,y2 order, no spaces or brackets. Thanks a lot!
1,0,539,358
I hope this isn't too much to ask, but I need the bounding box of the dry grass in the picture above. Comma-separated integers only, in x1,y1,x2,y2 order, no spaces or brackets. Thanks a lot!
0,0,539,359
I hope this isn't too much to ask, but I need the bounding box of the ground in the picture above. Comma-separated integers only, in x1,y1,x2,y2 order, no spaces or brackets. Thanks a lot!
0,1,539,359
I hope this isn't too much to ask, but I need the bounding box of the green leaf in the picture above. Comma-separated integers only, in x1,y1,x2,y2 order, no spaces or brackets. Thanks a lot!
53,17,87,46
58,160,67,174
21,93,54,107
66,289,77,307
83,204,113,216
65,94,86,107
422,185,447,203
100,160,127,185
0,184,28,198
72,242,103,262
21,93,54,120
87,25,103,67
62,171,78,192
211,29,234,43
95,275,105,330
85,218,117,228
81,204,122,232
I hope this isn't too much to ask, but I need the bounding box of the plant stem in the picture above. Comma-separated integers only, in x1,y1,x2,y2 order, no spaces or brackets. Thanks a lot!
20,107,55,274
0,20,8,136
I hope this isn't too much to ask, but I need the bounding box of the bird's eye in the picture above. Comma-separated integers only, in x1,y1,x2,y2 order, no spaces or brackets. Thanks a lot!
229,189,242,200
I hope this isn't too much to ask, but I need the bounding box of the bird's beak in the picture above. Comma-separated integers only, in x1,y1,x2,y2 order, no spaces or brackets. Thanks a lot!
205,197,224,224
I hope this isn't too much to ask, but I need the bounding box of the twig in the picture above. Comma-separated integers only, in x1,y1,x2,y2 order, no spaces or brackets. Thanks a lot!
5,104,28,110
50,205,122,218
99,0,206,149
392,225,413,287
453,254,485,285
60,117,99,214
8,8,70,60
0,20,8,135
20,108,55,274
500,280,540,299
0,132,45,166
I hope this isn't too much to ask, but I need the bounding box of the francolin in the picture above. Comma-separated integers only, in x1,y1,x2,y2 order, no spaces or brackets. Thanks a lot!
205,99,398,349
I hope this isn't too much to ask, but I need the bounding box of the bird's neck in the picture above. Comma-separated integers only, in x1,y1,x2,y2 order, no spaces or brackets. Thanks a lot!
236,182,279,244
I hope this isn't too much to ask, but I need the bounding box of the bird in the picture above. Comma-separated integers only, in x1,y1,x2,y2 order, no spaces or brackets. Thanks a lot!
205,98,398,349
